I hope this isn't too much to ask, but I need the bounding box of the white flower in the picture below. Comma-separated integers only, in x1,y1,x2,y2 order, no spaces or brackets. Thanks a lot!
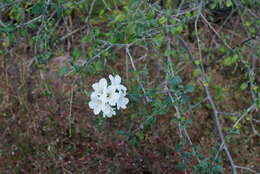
116,94,129,110
102,106,116,118
92,78,107,96
101,86,120,106
89,74,129,118
109,74,127,95
88,93,107,115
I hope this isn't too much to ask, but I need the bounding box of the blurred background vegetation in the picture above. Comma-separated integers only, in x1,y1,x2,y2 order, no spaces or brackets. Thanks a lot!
0,0,259,173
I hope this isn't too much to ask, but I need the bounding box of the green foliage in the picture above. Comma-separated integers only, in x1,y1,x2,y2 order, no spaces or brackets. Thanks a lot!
0,0,259,173
72,48,81,62
223,54,238,66
195,158,224,174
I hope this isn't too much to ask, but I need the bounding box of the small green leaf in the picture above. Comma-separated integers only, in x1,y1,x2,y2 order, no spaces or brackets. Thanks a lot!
136,131,145,140
152,33,164,47
94,59,104,72
240,82,248,90
112,12,125,23
223,55,238,66
169,76,182,87
193,68,202,77
171,25,183,35
32,2,45,15
230,116,237,122
20,28,28,37
256,19,260,26
0,24,16,33
58,67,69,76
244,21,251,27
195,60,200,65
81,35,89,43
159,16,167,25
129,0,140,8
51,3,62,17
72,48,81,61
185,84,195,93
226,0,233,7
219,47,226,53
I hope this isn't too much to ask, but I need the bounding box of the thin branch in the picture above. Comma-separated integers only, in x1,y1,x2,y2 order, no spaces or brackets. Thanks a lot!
217,112,239,116
85,0,97,22
182,97,208,114
203,81,237,174
232,104,257,129
249,50,258,103
179,34,260,173
60,25,88,41
167,88,183,138
68,85,74,137
165,33,200,163
16,15,43,28
252,119,260,123
25,1,50,28
0,0,24,9
200,14,234,51
102,0,112,11
235,165,260,174
66,44,113,76
178,36,237,174
126,46,152,103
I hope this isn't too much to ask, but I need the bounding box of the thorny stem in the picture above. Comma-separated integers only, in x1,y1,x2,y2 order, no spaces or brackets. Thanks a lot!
167,90,201,164
166,35,200,163
179,33,260,173
0,0,25,9
178,36,239,173
179,33,259,173
194,9,236,171
68,85,74,137
65,44,113,76
126,46,152,103
232,104,257,129
60,25,88,41
200,14,233,51
167,89,183,138
235,166,260,174
203,82,237,174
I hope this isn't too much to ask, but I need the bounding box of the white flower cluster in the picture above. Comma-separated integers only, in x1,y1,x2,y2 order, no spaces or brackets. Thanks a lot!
89,75,129,118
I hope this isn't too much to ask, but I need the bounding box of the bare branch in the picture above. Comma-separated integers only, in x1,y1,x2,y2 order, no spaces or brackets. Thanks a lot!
200,14,234,51
235,165,260,174
126,46,152,103
232,104,257,129
60,25,88,41
178,36,237,174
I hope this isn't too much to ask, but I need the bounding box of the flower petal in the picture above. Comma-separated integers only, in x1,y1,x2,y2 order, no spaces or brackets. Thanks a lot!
117,96,129,110
90,93,98,100
99,78,107,88
109,74,114,83
88,101,95,109
115,75,121,84
101,103,111,114
92,82,99,91
103,107,115,118
93,105,102,115
109,92,120,106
